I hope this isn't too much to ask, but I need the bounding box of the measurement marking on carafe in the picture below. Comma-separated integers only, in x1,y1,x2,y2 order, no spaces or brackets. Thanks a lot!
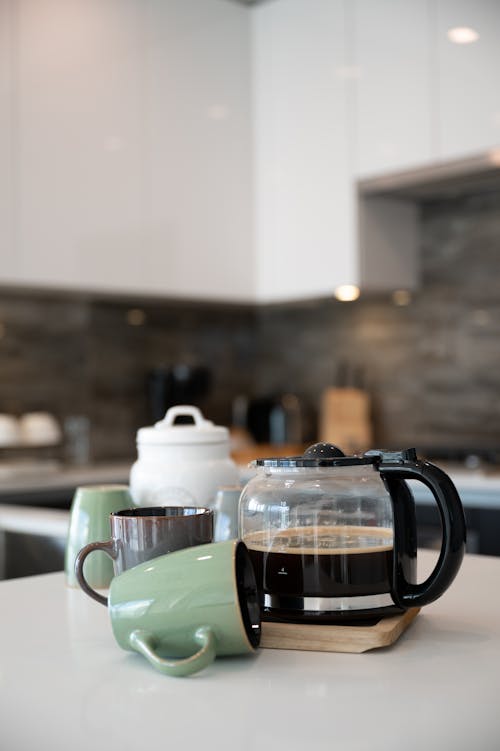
278,567,288,575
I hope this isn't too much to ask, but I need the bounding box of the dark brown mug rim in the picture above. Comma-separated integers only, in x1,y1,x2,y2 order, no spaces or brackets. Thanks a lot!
111,506,212,519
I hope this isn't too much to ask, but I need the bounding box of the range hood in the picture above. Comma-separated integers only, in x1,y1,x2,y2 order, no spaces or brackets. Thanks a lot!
358,151,500,201
353,150,500,295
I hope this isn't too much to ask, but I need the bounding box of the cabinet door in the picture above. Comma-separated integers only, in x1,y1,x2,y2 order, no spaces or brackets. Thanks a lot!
0,0,15,278
14,0,146,293
354,0,433,178
144,0,254,302
253,0,356,302
437,0,500,159
9,0,254,302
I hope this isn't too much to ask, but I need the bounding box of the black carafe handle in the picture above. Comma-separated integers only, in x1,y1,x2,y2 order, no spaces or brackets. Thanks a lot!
379,457,466,608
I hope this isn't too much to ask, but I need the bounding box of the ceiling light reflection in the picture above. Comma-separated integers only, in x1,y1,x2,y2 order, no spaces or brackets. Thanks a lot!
334,285,360,302
447,27,479,44
488,148,500,167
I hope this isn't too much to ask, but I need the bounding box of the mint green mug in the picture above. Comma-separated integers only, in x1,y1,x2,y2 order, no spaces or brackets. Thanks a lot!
65,485,134,589
108,539,261,677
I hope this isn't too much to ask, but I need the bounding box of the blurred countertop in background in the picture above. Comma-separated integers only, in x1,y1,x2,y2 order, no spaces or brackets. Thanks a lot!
0,461,131,505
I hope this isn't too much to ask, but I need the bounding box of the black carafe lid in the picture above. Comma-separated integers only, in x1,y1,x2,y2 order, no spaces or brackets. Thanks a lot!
254,443,420,468
254,442,375,468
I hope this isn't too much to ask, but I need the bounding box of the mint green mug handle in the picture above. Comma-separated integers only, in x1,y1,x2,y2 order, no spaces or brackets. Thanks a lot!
129,626,216,677
75,540,117,606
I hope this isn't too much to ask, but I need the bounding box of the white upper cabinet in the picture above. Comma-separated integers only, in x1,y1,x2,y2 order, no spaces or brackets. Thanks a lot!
144,0,254,302
436,0,500,160
9,0,254,302
7,0,500,304
252,0,419,301
14,0,147,293
354,0,500,175
353,0,434,178
0,0,15,278
252,0,356,302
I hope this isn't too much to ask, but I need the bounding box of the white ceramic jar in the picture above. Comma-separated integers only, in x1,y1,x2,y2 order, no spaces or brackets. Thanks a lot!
130,405,239,508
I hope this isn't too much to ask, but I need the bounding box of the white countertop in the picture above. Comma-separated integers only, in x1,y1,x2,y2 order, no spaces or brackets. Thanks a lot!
0,550,498,751
0,461,131,498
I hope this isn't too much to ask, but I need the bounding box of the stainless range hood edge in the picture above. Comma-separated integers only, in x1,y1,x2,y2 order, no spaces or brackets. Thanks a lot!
358,151,500,200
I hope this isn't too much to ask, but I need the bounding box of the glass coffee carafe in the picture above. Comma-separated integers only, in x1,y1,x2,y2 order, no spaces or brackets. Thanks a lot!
239,444,466,623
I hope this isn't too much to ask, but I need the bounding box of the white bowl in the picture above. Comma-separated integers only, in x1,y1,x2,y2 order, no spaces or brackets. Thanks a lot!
19,412,62,446
0,414,22,447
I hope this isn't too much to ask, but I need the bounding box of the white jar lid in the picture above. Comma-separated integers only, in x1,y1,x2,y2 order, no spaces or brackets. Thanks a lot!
136,405,229,445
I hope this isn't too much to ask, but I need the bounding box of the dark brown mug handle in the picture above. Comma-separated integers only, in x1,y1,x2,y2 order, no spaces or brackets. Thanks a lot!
74,539,117,606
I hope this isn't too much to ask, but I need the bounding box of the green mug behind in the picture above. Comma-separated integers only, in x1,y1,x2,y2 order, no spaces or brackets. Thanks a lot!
65,485,134,589
109,539,261,677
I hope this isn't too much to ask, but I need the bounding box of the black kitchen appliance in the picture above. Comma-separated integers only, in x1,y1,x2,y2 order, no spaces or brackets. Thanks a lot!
245,394,303,445
147,365,212,423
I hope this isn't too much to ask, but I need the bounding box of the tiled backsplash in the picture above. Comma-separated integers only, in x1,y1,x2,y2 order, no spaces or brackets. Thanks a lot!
2,187,500,460
0,293,256,461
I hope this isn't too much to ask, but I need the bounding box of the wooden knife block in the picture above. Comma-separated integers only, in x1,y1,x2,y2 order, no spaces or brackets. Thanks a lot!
319,387,373,454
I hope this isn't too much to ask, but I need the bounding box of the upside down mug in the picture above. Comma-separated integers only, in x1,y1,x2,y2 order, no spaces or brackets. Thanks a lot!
107,539,261,677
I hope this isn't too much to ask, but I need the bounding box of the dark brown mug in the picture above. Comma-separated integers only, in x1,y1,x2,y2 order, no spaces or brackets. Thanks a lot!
75,506,213,605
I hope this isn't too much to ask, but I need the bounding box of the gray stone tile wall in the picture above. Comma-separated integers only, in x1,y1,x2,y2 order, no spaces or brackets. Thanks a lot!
0,293,257,461
1,187,499,461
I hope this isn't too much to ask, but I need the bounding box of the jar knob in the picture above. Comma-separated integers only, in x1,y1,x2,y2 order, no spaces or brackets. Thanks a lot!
157,405,209,428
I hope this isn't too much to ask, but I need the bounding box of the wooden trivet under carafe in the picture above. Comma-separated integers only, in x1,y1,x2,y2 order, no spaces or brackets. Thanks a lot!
260,608,420,654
